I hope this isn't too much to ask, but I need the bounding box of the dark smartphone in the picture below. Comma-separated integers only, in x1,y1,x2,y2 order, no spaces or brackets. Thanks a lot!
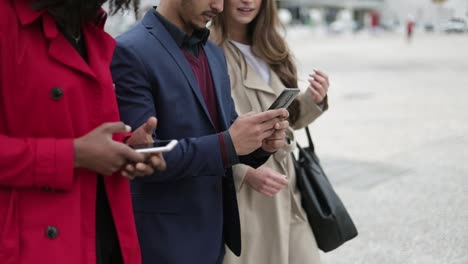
268,88,300,110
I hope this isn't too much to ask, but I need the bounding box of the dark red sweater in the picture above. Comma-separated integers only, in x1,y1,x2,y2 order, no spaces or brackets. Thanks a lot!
182,48,221,132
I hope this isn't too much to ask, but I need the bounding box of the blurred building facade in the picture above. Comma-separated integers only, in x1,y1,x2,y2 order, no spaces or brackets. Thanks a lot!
103,0,468,36
277,0,468,31
277,0,384,30
383,0,468,31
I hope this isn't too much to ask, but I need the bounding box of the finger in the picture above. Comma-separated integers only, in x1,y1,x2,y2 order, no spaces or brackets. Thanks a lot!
314,69,329,82
311,85,326,100
142,117,158,134
261,185,281,196
265,127,286,139
121,170,130,178
310,80,324,94
309,79,326,99
264,178,284,190
308,85,320,97
118,143,145,163
100,122,132,134
258,185,276,197
308,86,323,102
125,164,136,173
112,154,127,169
260,128,276,140
134,162,154,176
254,109,289,123
260,118,280,132
311,74,327,88
148,154,167,171
121,171,136,180
260,115,289,132
313,69,329,83
270,174,289,186
312,82,327,99
274,120,289,130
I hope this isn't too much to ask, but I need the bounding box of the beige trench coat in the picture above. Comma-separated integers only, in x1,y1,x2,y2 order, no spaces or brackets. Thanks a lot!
222,42,328,264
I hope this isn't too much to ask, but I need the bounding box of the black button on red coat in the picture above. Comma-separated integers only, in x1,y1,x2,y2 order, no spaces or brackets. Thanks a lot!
46,226,58,239
50,87,63,100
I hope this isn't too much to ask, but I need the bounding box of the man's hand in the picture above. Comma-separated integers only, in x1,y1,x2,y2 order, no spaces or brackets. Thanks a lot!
244,167,288,197
74,122,145,176
124,117,167,180
229,109,289,155
262,119,289,153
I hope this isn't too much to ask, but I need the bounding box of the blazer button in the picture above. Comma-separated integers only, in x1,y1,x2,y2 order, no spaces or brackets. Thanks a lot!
50,87,63,100
42,186,52,192
46,226,59,239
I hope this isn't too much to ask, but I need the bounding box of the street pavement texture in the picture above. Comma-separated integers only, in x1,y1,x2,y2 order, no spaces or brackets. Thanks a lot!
286,29,468,264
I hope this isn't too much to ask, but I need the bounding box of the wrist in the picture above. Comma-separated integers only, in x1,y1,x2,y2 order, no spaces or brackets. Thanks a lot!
244,167,255,182
73,139,83,168
227,129,239,154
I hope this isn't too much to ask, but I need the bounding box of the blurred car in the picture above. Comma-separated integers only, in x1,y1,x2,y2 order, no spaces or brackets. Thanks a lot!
424,23,435,32
441,18,468,33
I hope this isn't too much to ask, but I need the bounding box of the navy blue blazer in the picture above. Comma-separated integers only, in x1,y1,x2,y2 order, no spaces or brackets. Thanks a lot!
111,11,268,264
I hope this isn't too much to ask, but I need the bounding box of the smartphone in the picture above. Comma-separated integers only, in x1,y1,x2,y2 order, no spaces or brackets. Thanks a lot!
268,88,300,110
131,139,178,154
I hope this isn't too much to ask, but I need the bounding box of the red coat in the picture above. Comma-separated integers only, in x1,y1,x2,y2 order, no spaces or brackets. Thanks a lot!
0,1,141,263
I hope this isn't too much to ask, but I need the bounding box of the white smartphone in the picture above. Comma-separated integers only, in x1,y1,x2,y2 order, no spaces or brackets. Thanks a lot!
131,140,178,154
268,88,300,110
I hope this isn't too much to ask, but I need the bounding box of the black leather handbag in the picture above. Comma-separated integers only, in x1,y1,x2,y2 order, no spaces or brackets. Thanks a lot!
293,127,358,252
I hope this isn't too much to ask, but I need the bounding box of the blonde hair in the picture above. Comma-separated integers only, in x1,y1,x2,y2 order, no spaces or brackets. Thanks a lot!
211,0,300,122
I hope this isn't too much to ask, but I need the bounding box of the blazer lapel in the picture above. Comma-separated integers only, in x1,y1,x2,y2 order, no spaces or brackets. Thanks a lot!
204,45,229,129
142,12,215,129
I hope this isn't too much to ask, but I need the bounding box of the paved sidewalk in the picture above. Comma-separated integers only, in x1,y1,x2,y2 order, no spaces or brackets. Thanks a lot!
287,29,468,264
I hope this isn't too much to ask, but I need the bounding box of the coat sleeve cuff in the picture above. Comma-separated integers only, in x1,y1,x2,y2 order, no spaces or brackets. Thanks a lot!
291,91,328,129
232,164,250,192
218,131,239,168
238,148,271,169
35,139,74,191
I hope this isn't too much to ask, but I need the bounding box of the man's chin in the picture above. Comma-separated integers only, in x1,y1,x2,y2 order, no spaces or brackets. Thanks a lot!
190,21,209,31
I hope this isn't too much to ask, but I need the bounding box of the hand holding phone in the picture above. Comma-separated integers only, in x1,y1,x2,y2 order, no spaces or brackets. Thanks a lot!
130,139,178,154
268,88,300,110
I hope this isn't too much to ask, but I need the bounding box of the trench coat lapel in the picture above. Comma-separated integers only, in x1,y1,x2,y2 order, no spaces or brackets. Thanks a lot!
226,42,287,113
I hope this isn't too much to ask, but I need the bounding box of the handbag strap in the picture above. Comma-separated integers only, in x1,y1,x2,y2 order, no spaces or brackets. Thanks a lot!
305,127,315,152
294,126,315,158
